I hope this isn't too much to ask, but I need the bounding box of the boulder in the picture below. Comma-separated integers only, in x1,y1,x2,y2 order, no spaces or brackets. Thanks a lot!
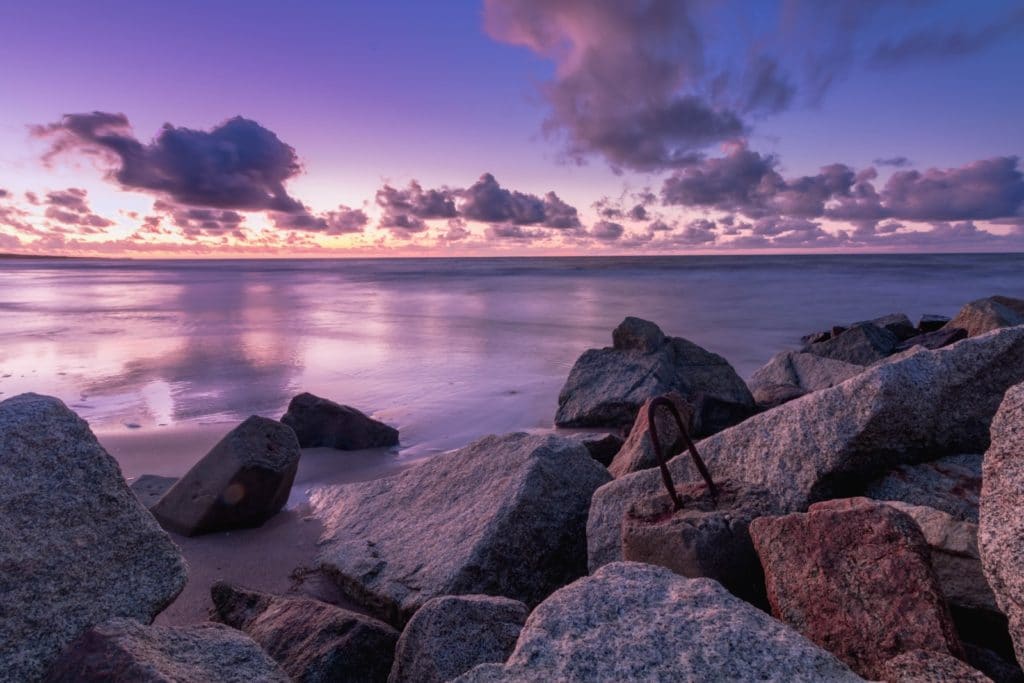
554,317,754,437
747,350,863,409
388,595,527,683
880,650,991,682
896,326,968,352
151,415,300,536
453,562,861,682
130,474,178,509
805,321,899,365
946,296,1024,337
42,618,288,683
866,312,919,341
749,498,963,679
281,392,399,450
801,329,832,345
607,392,693,478
621,482,773,604
980,382,1024,665
310,433,611,626
920,314,953,333
562,432,623,467
588,327,1024,569
0,393,187,682
863,453,982,522
211,582,398,683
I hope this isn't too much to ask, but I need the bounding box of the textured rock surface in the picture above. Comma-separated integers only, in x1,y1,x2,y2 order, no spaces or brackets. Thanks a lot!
388,595,527,683
0,393,188,682
42,618,288,683
896,326,968,352
151,415,300,536
863,453,982,522
453,562,861,682
919,314,952,332
554,317,754,436
747,350,863,409
282,392,399,450
621,482,772,604
947,296,1024,337
211,582,398,683
562,432,623,467
882,501,997,614
867,312,919,341
607,392,693,478
749,498,963,679
980,382,1024,665
805,322,899,365
311,433,611,626
881,650,991,682
130,474,179,509
588,327,1024,569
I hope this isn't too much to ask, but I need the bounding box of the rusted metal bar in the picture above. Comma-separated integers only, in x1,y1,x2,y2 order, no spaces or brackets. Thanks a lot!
647,395,718,510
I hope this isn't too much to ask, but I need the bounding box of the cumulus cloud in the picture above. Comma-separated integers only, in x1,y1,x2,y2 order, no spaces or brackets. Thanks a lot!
32,112,305,212
376,180,458,235
590,220,624,241
274,205,369,235
42,188,115,231
460,173,580,229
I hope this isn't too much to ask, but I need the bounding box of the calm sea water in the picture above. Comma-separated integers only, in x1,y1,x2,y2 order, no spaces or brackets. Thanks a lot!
2,254,1022,459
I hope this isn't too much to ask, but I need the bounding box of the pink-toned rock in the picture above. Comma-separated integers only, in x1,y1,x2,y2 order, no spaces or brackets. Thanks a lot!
749,497,963,679
881,650,991,682
607,392,694,478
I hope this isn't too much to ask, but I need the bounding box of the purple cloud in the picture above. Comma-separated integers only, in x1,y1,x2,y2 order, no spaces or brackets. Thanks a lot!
42,188,114,230
460,173,580,229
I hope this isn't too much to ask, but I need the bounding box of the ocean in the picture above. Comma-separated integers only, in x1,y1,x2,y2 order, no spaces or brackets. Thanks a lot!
2,253,1022,467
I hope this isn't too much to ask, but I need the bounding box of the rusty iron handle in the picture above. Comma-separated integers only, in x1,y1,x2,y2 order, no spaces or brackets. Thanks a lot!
647,395,718,510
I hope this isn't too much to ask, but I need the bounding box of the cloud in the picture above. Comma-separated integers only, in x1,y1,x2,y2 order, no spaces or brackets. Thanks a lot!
590,220,624,241
42,188,115,231
273,205,369,235
869,7,1024,67
460,173,581,229
376,180,458,235
874,156,911,168
32,112,305,212
660,141,781,212
486,224,547,241
880,157,1024,221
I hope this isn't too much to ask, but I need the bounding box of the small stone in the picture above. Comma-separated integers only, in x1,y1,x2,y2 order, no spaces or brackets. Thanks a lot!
282,392,399,450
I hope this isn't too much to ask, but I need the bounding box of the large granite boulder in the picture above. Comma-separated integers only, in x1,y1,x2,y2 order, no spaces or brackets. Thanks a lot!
554,317,754,437
948,296,1024,337
607,392,693,478
453,562,861,682
881,650,991,683
747,350,863,409
863,453,982,522
980,382,1024,665
804,321,899,365
749,498,963,679
588,326,1024,569
282,392,399,450
151,415,300,536
0,393,187,682
310,433,611,626
211,582,398,683
42,618,288,683
388,595,527,683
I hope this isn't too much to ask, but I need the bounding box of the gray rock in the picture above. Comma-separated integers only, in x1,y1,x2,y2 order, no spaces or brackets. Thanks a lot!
555,317,754,437
867,312,919,341
151,416,300,536
881,650,991,682
42,618,289,683
282,392,399,450
211,582,398,683
388,595,527,683
805,321,899,365
919,314,953,333
452,562,861,682
863,453,982,522
589,327,1024,570
747,350,863,409
607,392,693,478
130,474,178,509
310,433,611,626
980,382,1024,665
561,432,623,467
947,296,1024,337
896,326,968,352
0,393,187,682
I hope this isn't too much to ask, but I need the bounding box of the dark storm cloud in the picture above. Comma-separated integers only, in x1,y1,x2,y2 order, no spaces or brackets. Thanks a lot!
42,188,114,230
32,112,305,212
460,173,581,229
869,7,1024,68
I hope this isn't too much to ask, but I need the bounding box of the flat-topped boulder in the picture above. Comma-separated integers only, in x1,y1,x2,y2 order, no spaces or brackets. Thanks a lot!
947,296,1024,337
282,392,399,450
151,415,300,536
310,433,611,626
747,350,863,409
389,595,528,683
555,317,754,437
0,394,187,682
42,618,288,683
980,382,1024,665
453,562,861,682
804,321,899,365
749,498,963,679
211,582,398,682
588,326,1024,569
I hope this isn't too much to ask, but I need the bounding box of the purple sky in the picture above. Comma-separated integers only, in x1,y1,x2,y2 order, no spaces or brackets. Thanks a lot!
1,0,1023,256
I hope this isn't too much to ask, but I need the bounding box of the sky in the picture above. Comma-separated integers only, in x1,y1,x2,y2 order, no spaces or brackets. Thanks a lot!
0,0,1023,257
